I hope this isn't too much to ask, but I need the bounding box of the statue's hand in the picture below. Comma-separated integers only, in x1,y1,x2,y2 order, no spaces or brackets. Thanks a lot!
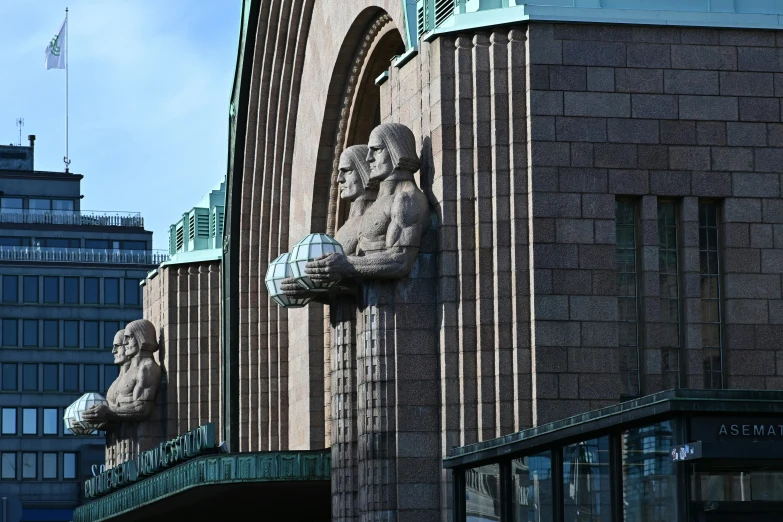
305,252,353,284
280,277,311,297
81,404,112,423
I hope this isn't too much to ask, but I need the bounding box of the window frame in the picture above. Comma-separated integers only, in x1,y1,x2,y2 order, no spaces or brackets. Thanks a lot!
22,363,37,391
23,318,38,348
43,363,58,392
84,277,100,304
63,452,77,479
2,363,17,391
124,278,141,306
21,452,37,480
657,199,685,389
43,276,59,303
2,318,17,347
84,320,100,349
22,407,37,435
1,452,17,480
43,408,58,435
64,320,79,348
104,277,120,305
22,275,38,303
63,364,78,392
84,364,99,392
1,407,16,435
43,319,58,347
64,276,79,304
43,452,58,480
2,274,18,303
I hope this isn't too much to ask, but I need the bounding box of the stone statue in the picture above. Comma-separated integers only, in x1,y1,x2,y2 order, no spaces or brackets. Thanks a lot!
281,144,377,297
304,123,429,284
82,320,162,423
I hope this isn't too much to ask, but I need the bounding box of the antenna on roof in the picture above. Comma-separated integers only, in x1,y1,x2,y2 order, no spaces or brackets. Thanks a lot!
15,118,24,146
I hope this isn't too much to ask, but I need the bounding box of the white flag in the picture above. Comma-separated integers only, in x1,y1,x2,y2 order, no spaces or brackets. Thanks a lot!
45,18,66,70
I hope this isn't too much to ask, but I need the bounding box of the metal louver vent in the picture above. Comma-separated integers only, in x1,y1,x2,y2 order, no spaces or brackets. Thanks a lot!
217,210,224,239
189,214,196,240
197,213,209,238
434,0,454,27
417,4,426,37
176,226,184,251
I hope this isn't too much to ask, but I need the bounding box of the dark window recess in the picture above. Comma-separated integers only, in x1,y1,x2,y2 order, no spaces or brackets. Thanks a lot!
124,279,140,306
0,152,27,160
22,364,37,391
104,278,119,305
40,238,79,248
2,363,17,391
0,237,30,247
122,240,146,251
2,319,17,347
84,321,99,348
22,276,38,303
23,319,37,347
43,276,59,303
63,365,78,392
104,365,119,392
84,278,99,304
104,321,120,349
43,320,58,347
64,277,79,304
2,275,17,303
43,364,58,392
64,321,79,348
85,239,109,249
84,365,99,392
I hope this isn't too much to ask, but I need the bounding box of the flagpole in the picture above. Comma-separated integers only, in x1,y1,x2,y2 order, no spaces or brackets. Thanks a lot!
64,7,70,173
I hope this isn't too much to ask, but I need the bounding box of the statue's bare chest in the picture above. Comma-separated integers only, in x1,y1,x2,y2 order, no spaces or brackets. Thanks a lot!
360,196,392,242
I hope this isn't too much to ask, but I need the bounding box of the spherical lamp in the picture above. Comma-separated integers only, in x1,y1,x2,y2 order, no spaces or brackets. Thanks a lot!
288,234,344,291
265,252,313,308
64,392,108,435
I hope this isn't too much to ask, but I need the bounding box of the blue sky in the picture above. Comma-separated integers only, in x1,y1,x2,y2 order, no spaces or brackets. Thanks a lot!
0,1,240,249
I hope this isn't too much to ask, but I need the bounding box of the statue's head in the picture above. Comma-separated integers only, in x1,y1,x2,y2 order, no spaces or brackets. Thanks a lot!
112,329,127,365
338,145,371,200
124,319,158,358
367,123,420,181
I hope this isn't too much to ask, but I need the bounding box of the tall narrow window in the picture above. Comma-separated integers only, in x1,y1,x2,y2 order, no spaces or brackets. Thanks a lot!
616,200,641,397
658,202,682,389
2,275,17,303
700,202,723,389
43,276,59,303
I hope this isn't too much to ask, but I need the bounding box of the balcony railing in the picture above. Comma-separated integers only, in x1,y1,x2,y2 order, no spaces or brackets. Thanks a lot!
0,246,168,265
0,209,144,227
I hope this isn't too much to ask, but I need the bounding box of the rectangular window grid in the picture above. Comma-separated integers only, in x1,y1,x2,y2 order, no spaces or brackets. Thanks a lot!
658,202,682,389
699,202,723,390
616,200,641,397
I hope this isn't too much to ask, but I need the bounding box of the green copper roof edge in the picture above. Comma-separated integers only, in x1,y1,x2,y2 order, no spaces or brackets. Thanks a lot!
160,248,223,268
73,450,331,522
444,389,783,465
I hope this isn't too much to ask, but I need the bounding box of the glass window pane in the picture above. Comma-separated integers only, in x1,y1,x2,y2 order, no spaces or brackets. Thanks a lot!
29,198,51,211
84,277,99,304
692,471,751,502
22,364,37,391
2,319,17,346
465,463,500,522
104,278,119,305
104,321,120,349
616,200,640,397
43,320,58,347
64,321,79,348
84,321,99,348
85,239,109,249
122,240,146,251
124,278,140,306
43,276,59,303
23,319,38,347
622,421,676,522
64,277,79,304
43,364,58,392
22,452,36,478
22,275,38,303
104,365,119,392
513,451,553,522
22,408,36,435
43,453,57,479
1,197,22,209
63,453,77,479
2,275,17,302
2,453,16,479
52,199,74,211
563,437,611,522
63,364,78,392
2,363,17,390
84,365,99,391
2,408,15,434
43,408,58,435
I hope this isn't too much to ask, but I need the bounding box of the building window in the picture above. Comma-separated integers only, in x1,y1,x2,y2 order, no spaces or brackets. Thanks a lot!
41,238,79,248
22,452,36,479
64,276,79,304
43,276,59,303
84,365,99,391
1,197,22,210
85,239,110,249
43,320,58,347
1,453,16,479
43,452,57,479
658,201,682,389
616,200,641,397
104,278,119,305
52,199,74,212
84,277,99,304
104,321,121,348
1,408,15,434
22,408,37,435
23,319,38,347
512,451,553,522
63,453,77,479
64,320,79,348
700,202,723,390
43,364,58,391
104,365,119,392
465,463,500,521
22,275,38,303
43,408,58,435
22,364,37,391
2,363,17,390
84,321,100,349
2,275,17,303
29,198,51,213
64,364,78,392
124,278,141,306
2,319,17,347
123,240,146,251
563,437,612,521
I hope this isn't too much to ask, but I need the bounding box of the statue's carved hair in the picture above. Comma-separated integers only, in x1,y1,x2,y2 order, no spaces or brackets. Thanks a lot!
125,319,159,353
341,145,371,188
371,123,420,173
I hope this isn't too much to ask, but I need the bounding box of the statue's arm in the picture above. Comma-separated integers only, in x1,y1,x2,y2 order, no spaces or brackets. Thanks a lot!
112,364,160,420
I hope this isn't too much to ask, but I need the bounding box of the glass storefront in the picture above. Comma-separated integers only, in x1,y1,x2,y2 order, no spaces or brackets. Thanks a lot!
466,463,501,522
622,421,677,522
513,452,553,522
